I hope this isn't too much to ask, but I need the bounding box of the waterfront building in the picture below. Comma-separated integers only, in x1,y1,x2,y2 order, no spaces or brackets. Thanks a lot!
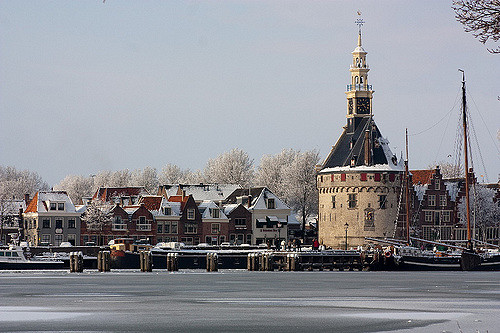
317,28,403,249
23,191,81,246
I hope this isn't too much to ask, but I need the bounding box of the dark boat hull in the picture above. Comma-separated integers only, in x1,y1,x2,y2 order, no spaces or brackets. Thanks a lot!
396,256,462,271
0,261,66,270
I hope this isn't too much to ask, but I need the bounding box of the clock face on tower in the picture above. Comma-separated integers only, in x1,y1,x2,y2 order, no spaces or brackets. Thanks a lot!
356,97,370,114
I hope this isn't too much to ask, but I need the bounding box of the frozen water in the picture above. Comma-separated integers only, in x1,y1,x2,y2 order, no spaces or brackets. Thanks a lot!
0,270,498,332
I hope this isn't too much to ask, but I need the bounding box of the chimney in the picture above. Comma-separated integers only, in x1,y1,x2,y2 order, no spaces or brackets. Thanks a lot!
247,195,252,208
24,194,30,205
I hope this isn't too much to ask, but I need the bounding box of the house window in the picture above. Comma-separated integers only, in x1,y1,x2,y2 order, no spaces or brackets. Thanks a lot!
210,208,220,218
41,234,51,244
267,199,275,209
348,194,357,209
112,216,127,230
360,173,367,181
341,174,346,182
440,195,447,207
157,224,163,233
68,219,76,229
42,219,50,228
67,234,76,246
184,224,197,234
374,173,381,181
428,195,436,206
163,207,171,215
137,216,151,231
211,223,220,234
442,211,450,222
181,237,193,245
425,211,433,222
54,235,63,246
435,179,440,190
378,195,387,209
235,218,246,226
57,203,64,211
331,196,336,209
187,209,195,220
50,203,57,210
171,222,178,234
246,234,252,244
55,219,63,229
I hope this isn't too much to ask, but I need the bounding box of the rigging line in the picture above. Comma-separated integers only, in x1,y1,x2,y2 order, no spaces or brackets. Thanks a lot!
434,100,455,162
468,91,500,156
409,90,460,137
468,112,490,182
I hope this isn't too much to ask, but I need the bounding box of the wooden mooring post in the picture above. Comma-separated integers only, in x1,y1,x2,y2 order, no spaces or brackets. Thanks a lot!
69,251,84,273
97,251,111,272
139,251,152,272
166,253,179,271
206,253,218,272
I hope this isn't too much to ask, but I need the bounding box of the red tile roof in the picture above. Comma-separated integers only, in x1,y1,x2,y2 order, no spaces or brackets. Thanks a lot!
168,195,190,210
138,196,162,211
92,187,147,202
24,192,39,213
411,169,436,185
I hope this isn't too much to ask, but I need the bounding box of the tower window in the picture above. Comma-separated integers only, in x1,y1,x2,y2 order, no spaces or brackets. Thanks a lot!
348,194,357,209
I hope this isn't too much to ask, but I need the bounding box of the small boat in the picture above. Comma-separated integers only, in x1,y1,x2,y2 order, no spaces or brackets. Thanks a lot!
0,245,65,270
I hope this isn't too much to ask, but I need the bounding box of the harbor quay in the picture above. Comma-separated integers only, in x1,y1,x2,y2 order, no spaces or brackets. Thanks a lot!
0,270,498,333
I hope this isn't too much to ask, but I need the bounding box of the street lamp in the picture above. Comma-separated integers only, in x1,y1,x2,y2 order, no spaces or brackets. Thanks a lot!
344,222,349,250
277,223,282,250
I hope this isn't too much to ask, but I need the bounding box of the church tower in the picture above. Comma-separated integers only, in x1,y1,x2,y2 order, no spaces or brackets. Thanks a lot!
317,21,404,249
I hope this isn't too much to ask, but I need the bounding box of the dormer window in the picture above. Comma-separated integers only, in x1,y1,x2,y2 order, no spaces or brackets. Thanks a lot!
210,208,220,218
50,203,57,210
58,203,64,211
267,198,275,209
163,207,172,215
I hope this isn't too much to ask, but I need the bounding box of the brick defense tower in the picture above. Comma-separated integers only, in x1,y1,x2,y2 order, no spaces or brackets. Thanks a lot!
317,21,404,249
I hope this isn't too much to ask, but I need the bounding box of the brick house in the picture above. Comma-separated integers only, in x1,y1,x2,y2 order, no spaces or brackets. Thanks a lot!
168,194,202,245
139,195,181,244
80,203,156,245
198,200,229,245
224,203,252,245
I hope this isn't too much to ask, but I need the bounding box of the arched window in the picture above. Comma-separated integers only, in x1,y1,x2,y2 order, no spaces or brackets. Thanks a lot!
355,76,359,84
360,76,364,84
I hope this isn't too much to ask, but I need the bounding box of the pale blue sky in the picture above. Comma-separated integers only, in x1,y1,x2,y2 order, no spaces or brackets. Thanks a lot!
1,1,498,186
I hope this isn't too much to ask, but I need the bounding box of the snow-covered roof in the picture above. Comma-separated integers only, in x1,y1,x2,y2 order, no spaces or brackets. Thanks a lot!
223,204,240,216
157,199,181,217
445,181,460,202
413,184,428,201
250,188,290,210
25,191,77,213
160,184,241,202
198,201,228,219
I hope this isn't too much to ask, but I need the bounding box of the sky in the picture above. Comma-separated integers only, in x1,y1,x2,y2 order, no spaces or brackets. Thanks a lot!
0,1,499,186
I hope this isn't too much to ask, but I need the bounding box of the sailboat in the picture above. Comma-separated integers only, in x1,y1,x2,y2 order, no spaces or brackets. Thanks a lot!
368,72,500,271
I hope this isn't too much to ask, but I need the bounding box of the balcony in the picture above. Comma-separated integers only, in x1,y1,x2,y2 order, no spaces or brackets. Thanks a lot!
346,84,373,92
137,224,151,231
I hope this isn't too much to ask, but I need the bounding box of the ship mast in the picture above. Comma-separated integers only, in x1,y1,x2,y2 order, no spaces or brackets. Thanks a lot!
405,128,410,245
459,69,472,250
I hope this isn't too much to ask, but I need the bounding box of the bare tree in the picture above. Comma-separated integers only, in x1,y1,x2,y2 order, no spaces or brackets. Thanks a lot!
204,148,254,187
281,150,320,236
457,185,500,240
254,149,299,198
81,201,113,246
160,164,187,184
131,167,158,193
452,0,500,53
0,166,49,199
53,175,94,204
428,161,462,179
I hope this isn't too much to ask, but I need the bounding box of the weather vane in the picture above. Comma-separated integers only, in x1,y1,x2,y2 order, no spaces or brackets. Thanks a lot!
355,11,364,34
